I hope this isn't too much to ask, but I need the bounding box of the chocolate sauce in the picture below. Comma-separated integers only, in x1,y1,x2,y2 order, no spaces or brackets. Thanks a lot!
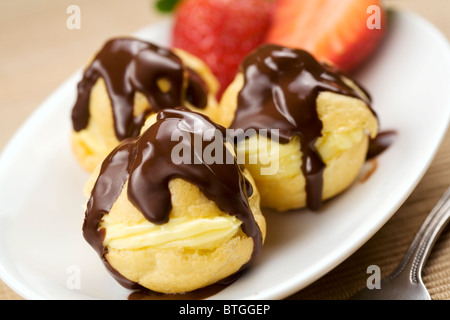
367,130,397,160
83,107,262,289
230,44,374,211
186,68,208,109
128,285,226,300
72,38,208,141
128,282,232,300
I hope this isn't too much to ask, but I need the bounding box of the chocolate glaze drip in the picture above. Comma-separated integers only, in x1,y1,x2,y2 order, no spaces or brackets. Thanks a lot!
72,38,208,141
82,107,262,290
230,44,374,211
186,68,208,109
367,130,397,160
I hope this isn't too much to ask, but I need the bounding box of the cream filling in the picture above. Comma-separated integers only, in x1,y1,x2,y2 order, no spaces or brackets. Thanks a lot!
235,127,366,179
101,216,242,250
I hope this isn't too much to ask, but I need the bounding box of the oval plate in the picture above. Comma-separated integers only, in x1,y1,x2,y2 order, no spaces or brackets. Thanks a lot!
0,10,449,300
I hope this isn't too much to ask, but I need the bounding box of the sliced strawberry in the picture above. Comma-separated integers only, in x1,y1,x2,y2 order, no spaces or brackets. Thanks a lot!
265,0,387,73
172,0,274,98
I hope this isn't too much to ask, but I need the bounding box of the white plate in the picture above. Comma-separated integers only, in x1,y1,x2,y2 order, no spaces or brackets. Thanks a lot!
0,10,449,300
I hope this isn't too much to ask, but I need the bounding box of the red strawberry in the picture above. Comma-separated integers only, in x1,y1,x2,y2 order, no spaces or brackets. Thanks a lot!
265,0,387,73
172,0,274,98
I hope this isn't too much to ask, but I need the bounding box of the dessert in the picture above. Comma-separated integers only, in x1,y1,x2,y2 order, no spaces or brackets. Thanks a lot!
71,37,220,172
82,107,266,294
75,0,388,296
220,44,379,211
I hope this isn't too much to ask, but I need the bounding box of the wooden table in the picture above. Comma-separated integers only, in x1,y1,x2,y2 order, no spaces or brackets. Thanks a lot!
0,0,449,300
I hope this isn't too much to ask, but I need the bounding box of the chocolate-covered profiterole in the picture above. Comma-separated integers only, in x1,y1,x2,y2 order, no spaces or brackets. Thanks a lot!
70,37,221,173
72,38,209,141
229,44,377,211
82,107,264,292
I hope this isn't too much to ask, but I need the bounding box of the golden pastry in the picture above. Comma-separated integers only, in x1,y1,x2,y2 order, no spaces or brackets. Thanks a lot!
220,44,378,211
71,37,220,172
82,107,265,294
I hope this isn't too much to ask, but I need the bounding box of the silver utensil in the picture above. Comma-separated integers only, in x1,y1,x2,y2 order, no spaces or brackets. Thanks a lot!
351,186,450,300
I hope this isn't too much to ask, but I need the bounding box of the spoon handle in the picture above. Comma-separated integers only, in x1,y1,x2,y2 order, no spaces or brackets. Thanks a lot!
389,187,450,283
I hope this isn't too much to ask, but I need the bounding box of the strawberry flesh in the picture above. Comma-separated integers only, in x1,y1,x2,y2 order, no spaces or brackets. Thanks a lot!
265,0,387,72
172,0,274,98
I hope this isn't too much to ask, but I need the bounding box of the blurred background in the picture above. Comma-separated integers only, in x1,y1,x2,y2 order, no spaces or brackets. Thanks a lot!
0,0,449,300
